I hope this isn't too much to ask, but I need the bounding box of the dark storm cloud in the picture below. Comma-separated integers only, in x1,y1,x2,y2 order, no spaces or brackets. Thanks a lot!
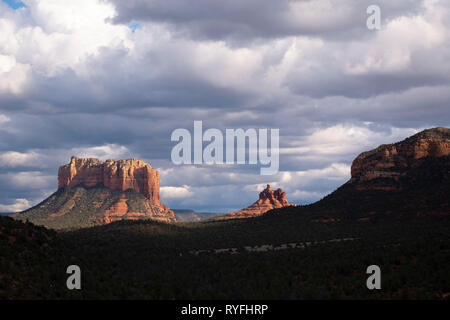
299,85,450,128
108,0,424,43
0,49,259,116
286,70,450,99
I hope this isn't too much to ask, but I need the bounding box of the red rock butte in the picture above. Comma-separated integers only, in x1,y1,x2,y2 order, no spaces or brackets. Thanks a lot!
217,184,296,220
350,127,450,191
59,156,162,205
12,156,175,229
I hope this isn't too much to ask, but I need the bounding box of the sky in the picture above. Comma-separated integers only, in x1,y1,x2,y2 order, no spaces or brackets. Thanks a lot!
0,0,449,213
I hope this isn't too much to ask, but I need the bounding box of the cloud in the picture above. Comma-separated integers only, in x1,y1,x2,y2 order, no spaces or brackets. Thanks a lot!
285,12,450,99
0,114,10,123
0,144,132,168
241,162,352,204
0,150,41,167
280,124,419,162
108,0,425,43
2,171,53,189
70,144,132,161
0,198,30,213
160,185,192,199
0,0,448,212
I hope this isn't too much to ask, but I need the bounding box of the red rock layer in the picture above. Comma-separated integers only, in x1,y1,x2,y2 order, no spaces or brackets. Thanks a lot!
58,156,173,217
59,157,161,204
350,127,450,190
218,184,296,220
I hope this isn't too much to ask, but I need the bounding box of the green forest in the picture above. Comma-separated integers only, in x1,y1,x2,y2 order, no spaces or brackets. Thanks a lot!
1,211,449,300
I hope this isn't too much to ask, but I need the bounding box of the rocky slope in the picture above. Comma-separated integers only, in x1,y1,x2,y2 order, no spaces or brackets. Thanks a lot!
350,127,450,191
270,127,450,220
12,157,175,229
217,184,296,220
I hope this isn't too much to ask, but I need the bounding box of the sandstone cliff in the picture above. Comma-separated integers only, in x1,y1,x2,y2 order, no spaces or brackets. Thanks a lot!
217,184,296,220
350,127,450,191
58,157,162,203
12,157,175,229
273,127,450,220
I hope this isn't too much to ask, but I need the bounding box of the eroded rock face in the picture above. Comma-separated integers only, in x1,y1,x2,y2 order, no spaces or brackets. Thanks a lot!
59,157,161,204
350,127,450,191
12,157,175,229
217,184,296,220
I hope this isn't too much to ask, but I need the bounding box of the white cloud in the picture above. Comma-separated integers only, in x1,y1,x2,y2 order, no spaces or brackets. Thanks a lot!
70,144,132,161
0,150,41,167
0,52,29,94
346,12,446,75
0,54,16,73
290,163,351,180
237,162,351,204
160,185,192,199
280,124,419,160
3,171,54,189
290,189,325,201
0,0,132,80
0,144,132,168
0,114,11,124
0,198,30,213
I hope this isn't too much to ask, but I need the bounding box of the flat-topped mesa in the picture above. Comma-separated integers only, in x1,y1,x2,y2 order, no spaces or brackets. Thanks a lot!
217,184,296,220
58,156,161,204
350,127,450,190
12,156,175,229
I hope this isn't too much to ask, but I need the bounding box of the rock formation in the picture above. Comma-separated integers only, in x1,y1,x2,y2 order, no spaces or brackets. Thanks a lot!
279,127,450,220
350,127,450,191
58,157,162,204
217,184,296,220
12,157,175,229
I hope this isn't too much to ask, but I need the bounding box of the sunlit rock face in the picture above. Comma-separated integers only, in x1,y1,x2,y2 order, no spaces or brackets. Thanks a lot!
217,184,296,220
350,127,450,191
12,157,175,229
58,157,161,204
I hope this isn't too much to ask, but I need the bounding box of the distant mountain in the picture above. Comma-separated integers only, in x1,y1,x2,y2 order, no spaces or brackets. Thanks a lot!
173,209,222,222
11,157,175,230
271,127,450,220
216,184,296,220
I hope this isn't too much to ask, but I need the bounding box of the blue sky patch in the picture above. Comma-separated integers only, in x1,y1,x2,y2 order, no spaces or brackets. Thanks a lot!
129,22,141,33
3,0,26,9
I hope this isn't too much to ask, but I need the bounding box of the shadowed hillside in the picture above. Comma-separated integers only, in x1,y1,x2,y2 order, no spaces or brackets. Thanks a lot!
268,127,449,221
